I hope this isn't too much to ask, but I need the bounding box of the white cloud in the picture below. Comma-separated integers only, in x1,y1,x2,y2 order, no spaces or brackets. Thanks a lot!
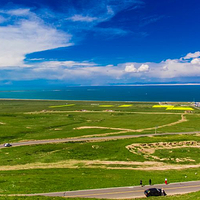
191,58,200,65
67,14,98,22
125,63,149,73
162,65,168,71
138,64,149,72
6,8,31,16
0,9,72,67
183,51,200,59
33,61,96,71
125,64,137,72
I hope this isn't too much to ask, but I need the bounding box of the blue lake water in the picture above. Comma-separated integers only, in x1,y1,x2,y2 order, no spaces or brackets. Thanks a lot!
0,86,200,102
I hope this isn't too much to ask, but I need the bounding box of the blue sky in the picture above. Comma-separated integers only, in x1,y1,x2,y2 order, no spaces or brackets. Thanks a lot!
0,0,200,87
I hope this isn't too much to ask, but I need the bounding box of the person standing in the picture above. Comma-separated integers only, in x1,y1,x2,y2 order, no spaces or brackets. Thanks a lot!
140,179,143,187
165,178,167,185
149,179,152,185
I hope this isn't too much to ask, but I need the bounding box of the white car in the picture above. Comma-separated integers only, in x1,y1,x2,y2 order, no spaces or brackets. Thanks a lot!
4,143,12,147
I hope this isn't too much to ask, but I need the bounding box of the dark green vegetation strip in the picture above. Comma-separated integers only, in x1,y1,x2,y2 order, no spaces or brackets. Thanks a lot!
1,134,200,166
0,168,200,194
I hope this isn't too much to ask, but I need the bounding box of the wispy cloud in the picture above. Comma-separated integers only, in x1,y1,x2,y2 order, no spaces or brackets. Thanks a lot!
67,15,98,22
64,0,143,35
0,8,72,67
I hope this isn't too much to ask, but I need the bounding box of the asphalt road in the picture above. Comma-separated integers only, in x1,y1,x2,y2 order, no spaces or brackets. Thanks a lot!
23,181,200,198
1,131,200,149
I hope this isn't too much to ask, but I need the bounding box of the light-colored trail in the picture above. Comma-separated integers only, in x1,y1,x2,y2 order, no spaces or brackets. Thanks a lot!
1,159,200,171
76,114,187,138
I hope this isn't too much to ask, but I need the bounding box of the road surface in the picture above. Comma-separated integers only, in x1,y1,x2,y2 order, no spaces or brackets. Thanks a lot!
20,181,200,198
1,131,200,149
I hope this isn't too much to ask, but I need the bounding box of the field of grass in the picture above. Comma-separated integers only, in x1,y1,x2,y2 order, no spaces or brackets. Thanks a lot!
158,114,200,133
0,100,194,113
1,134,200,166
0,100,200,198
0,106,182,142
0,167,200,194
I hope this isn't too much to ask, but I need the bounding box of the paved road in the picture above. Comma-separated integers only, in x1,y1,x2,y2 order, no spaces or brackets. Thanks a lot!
1,131,200,149
22,181,200,198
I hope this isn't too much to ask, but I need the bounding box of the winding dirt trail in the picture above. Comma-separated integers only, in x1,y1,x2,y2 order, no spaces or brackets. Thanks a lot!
76,114,187,138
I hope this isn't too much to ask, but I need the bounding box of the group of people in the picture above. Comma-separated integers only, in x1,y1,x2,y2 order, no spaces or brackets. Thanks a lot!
140,178,168,186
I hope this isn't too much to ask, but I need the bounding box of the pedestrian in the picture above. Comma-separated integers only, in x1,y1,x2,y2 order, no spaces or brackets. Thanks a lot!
140,179,143,187
149,179,152,185
165,178,167,185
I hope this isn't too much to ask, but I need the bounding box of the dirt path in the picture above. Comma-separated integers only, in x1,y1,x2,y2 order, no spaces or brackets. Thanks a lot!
76,114,187,138
0,159,200,171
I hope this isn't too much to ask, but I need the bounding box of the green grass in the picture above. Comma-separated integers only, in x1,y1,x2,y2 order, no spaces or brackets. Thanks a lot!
153,147,200,164
0,168,200,194
159,114,200,133
0,100,191,113
0,110,181,142
1,134,200,166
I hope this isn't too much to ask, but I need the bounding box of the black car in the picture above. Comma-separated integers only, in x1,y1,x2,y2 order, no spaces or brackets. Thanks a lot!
144,188,167,197
4,143,12,147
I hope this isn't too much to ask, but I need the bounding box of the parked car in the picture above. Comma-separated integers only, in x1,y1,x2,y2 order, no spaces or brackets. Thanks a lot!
4,143,12,147
144,188,167,197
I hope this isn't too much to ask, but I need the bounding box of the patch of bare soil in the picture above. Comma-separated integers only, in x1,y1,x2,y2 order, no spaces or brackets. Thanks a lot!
1,159,200,171
126,141,199,163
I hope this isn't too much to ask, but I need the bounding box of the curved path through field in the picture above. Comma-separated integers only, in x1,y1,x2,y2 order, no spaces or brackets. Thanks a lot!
75,114,187,137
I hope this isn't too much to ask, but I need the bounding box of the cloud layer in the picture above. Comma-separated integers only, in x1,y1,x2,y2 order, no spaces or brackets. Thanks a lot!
1,51,200,85
0,8,72,67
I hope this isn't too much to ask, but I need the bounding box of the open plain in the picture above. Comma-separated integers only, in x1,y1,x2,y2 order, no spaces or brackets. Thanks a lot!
0,100,200,199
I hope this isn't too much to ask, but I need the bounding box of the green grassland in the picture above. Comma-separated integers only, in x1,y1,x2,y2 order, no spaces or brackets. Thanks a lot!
0,168,200,194
158,114,200,133
1,134,200,166
0,100,196,113
0,104,184,142
0,100,200,198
